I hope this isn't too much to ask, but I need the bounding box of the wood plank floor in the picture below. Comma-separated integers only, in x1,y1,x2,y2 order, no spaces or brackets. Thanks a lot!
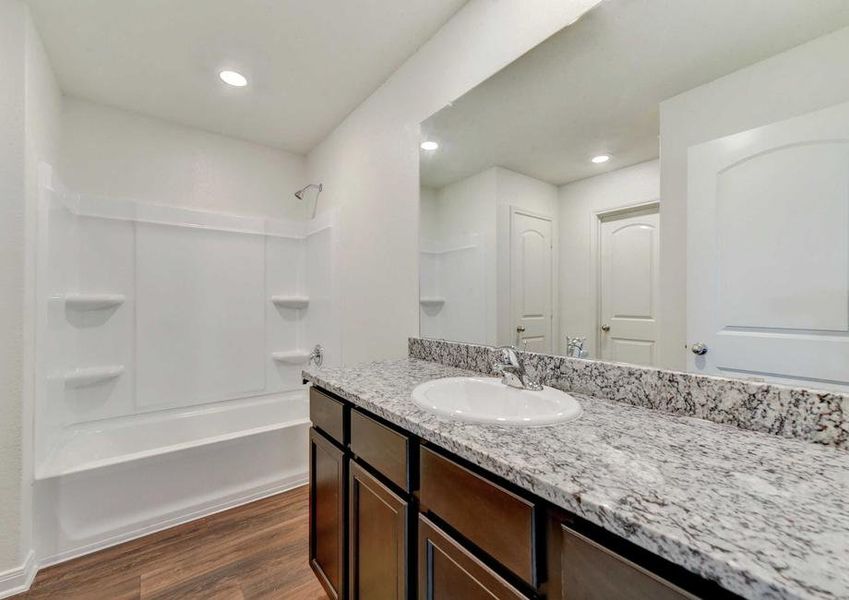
17,485,327,600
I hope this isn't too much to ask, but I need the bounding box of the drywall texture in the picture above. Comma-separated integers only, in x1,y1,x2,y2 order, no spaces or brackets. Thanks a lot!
59,98,309,219
0,0,27,572
659,25,849,370
307,0,602,366
558,159,659,358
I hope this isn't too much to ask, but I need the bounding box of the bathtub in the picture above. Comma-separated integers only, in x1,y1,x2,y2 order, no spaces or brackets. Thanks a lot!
34,389,310,565
36,390,310,479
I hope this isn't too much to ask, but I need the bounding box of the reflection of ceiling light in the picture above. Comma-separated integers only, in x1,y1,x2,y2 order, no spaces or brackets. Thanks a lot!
219,70,248,87
420,141,439,151
591,154,611,164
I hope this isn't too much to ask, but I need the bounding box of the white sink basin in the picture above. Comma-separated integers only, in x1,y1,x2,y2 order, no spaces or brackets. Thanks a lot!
412,377,582,426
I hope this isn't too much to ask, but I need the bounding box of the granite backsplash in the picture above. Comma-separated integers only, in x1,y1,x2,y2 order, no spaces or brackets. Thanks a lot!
409,337,849,449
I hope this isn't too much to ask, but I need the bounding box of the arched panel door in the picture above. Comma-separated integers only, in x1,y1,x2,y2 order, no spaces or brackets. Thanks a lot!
510,210,553,353
688,101,849,389
599,209,660,366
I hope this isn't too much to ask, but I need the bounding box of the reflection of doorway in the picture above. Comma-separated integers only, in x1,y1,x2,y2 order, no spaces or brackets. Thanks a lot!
510,208,553,352
687,102,849,389
597,204,659,366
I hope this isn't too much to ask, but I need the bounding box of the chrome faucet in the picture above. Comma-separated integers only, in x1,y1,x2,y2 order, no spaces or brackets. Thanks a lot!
565,336,586,359
308,344,324,368
492,345,543,391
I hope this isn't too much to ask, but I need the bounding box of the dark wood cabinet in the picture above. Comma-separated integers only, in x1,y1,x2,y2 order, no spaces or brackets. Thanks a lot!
309,427,347,600
418,515,530,600
547,517,698,600
310,387,346,444
419,446,538,587
350,409,411,492
349,461,409,599
308,385,720,600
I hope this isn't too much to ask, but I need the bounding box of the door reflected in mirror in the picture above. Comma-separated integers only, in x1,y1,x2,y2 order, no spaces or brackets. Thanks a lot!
418,0,849,391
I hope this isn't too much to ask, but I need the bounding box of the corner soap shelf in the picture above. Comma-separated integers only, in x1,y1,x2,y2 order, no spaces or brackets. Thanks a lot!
271,351,311,365
63,366,125,389
64,293,126,311
271,296,309,309
419,297,446,308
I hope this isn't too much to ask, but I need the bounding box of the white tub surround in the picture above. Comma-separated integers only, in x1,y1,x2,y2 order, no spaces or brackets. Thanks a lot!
31,169,338,564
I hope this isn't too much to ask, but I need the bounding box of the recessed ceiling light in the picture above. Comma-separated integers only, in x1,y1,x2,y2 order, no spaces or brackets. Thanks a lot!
219,70,248,87
420,141,439,151
591,154,611,164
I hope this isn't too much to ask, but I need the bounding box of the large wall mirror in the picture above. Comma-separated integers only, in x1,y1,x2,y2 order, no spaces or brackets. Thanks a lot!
418,0,849,391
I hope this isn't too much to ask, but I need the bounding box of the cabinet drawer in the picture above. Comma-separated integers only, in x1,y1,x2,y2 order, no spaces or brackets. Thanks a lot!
310,387,346,445
418,515,530,600
557,525,698,600
419,446,538,587
350,409,411,492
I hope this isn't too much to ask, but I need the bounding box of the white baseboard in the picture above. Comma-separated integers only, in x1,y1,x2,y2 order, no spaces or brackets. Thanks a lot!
39,472,308,569
0,551,37,599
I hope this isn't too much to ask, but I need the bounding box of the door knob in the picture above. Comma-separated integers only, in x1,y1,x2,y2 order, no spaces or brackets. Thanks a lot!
691,343,708,356
600,324,610,332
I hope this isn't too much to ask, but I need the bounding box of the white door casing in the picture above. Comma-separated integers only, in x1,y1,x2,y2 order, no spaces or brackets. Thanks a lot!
688,101,849,389
510,209,553,353
598,207,660,366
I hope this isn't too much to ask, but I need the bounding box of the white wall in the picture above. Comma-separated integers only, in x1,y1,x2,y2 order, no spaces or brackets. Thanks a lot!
0,0,28,575
659,26,849,370
306,0,602,365
0,0,63,583
557,160,659,358
60,98,308,219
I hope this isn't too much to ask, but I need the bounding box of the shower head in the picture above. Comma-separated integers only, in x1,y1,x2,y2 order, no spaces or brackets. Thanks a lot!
294,183,323,219
294,183,322,200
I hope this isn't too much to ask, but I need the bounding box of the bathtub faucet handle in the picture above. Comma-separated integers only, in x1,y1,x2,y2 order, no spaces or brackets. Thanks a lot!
308,344,324,368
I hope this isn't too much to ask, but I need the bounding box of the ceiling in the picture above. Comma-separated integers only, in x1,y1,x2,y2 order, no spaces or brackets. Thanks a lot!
420,0,849,188
28,0,468,154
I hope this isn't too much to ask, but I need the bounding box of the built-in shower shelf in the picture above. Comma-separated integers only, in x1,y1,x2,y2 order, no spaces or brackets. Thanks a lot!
63,366,125,389
271,296,309,309
271,351,311,365
64,293,126,311
419,297,446,308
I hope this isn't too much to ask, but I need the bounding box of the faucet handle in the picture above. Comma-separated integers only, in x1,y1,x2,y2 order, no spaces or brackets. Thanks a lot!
497,346,523,370
308,344,324,368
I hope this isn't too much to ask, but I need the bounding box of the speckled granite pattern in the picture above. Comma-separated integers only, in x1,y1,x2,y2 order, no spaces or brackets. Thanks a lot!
304,359,849,600
409,338,849,449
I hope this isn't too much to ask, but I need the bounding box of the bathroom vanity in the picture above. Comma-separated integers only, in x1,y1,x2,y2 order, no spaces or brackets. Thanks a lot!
307,384,711,600
303,347,849,600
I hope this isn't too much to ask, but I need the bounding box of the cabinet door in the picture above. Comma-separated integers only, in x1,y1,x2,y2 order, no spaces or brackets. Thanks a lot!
549,520,698,600
349,462,408,599
309,427,347,600
418,515,529,600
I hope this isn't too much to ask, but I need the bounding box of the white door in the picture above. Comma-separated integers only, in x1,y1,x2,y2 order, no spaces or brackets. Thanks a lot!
688,101,849,389
511,210,553,353
598,207,660,366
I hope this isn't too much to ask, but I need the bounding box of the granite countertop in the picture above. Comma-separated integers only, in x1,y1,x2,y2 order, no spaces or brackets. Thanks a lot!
303,358,849,600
